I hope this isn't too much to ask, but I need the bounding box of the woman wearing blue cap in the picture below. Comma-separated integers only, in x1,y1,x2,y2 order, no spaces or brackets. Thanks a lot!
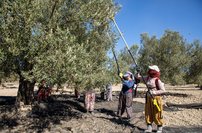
117,71,136,120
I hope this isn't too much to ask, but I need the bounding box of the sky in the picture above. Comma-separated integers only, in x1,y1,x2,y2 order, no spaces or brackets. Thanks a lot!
114,0,202,51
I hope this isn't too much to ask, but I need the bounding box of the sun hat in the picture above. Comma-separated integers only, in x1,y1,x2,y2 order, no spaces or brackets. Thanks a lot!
148,65,160,72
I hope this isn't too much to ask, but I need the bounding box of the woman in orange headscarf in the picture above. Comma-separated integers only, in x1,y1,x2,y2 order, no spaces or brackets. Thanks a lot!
136,65,165,133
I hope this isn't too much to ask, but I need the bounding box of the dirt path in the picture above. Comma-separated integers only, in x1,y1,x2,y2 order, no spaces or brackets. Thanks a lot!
0,83,202,133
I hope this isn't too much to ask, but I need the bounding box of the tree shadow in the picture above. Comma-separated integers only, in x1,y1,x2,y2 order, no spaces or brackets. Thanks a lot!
0,94,87,132
0,116,18,130
163,125,202,133
0,96,17,114
27,94,86,132
95,108,117,116
0,96,18,130
0,96,16,105
164,92,188,97
166,102,202,109
97,115,136,128
134,91,190,99
163,105,181,112
95,102,146,132
52,94,87,112
96,115,146,132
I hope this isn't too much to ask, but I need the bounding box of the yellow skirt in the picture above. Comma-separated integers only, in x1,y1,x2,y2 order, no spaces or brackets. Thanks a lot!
145,94,163,125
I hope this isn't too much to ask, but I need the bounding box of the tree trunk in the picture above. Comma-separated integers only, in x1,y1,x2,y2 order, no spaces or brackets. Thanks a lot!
100,91,105,100
16,76,35,105
75,88,80,98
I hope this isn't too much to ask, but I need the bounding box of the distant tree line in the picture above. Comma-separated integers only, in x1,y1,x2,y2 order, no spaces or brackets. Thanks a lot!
113,30,202,88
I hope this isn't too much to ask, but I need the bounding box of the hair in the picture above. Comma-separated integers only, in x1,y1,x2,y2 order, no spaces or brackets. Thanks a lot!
148,69,160,78
130,74,133,79
123,76,128,80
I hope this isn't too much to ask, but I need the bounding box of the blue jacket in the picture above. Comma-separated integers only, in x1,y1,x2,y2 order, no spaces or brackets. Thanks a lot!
121,80,135,94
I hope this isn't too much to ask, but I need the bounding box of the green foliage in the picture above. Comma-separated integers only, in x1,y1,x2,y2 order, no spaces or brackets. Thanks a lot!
186,40,202,86
138,30,191,85
111,44,139,82
0,0,119,90
158,30,190,84
138,33,159,73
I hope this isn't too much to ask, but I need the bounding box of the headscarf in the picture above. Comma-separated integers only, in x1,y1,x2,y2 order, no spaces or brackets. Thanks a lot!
148,65,160,78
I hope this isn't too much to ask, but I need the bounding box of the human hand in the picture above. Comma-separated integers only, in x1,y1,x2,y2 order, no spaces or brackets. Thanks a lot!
119,72,123,78
149,90,156,95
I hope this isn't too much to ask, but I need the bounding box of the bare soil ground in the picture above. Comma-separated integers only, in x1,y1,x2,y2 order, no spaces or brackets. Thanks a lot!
0,83,202,133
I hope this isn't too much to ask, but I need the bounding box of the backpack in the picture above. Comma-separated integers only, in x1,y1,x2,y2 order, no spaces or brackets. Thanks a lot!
146,76,160,90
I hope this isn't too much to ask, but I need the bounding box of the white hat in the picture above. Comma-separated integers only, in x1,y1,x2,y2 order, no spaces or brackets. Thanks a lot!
148,65,160,72
126,71,133,75
123,73,130,77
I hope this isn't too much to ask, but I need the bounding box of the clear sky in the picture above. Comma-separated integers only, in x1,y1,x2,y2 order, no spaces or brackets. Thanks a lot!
114,0,202,51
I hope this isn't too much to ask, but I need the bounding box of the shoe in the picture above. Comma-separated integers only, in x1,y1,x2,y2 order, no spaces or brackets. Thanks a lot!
90,112,94,115
157,126,163,133
144,124,152,133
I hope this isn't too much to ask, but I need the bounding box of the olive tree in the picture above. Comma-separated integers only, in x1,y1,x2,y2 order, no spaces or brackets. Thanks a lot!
0,0,119,104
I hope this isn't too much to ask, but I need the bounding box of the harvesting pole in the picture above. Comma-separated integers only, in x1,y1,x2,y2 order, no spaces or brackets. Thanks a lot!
107,33,121,76
111,18,138,66
111,18,160,111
